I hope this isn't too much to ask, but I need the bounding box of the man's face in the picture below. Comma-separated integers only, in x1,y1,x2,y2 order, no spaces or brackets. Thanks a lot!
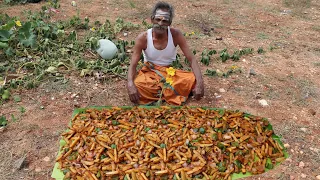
152,9,171,34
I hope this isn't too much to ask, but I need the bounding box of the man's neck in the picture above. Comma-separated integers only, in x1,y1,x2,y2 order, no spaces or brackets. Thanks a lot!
152,29,168,40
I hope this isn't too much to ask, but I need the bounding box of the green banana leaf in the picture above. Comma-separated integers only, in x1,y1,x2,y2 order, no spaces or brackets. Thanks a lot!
51,106,288,180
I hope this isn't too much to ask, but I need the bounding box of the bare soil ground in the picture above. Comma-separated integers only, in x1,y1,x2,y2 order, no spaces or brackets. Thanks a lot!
0,0,320,179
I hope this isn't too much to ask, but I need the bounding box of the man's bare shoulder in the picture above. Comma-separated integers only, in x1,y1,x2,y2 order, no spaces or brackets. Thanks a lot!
136,31,147,42
135,31,148,50
170,27,183,37
170,27,185,46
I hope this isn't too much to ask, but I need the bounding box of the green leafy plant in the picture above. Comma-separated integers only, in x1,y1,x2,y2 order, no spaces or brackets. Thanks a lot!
204,69,217,77
117,40,127,61
171,54,183,69
0,7,141,101
1,88,10,100
220,49,230,62
239,48,254,55
208,49,217,55
114,18,139,34
231,50,240,61
142,20,152,29
0,115,7,127
257,47,265,54
13,95,21,102
11,114,17,122
19,106,26,113
205,65,242,78
201,49,210,66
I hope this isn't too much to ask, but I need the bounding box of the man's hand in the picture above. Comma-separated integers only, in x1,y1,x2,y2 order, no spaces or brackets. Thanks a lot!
127,81,140,104
193,80,204,100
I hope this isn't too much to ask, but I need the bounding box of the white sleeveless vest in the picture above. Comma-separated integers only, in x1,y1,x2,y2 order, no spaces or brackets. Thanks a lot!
142,28,177,66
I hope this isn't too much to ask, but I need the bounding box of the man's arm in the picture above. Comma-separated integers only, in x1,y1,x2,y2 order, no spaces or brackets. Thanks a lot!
172,28,204,100
127,32,147,103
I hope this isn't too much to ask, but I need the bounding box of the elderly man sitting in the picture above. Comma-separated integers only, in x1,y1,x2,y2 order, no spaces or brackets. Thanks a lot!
127,1,204,105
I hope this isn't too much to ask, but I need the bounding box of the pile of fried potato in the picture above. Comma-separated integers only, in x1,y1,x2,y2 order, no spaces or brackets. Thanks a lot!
56,106,286,180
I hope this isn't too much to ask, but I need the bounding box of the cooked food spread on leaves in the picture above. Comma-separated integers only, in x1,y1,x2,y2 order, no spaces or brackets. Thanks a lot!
56,106,286,180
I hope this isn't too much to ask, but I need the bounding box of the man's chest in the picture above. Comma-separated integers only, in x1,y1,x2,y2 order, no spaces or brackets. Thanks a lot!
152,38,168,50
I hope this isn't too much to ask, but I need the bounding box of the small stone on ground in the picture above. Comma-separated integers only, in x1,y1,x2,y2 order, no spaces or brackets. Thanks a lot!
258,99,268,106
298,161,305,168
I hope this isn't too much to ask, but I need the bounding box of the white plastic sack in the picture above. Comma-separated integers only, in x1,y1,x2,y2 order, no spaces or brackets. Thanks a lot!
96,39,118,60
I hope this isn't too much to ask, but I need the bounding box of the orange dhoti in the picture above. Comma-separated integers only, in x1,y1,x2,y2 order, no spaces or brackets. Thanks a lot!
134,62,196,105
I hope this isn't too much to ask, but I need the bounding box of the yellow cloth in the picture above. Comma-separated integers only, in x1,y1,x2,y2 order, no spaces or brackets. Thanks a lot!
134,62,196,105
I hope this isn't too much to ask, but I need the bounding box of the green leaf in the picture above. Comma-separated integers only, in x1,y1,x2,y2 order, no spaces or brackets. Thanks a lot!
68,31,77,41
13,95,21,102
257,47,264,54
0,42,8,48
0,30,11,41
18,21,31,36
254,154,260,162
96,171,101,178
80,69,91,77
208,49,217,55
217,142,226,151
11,114,17,122
1,20,15,31
265,158,273,169
235,150,243,156
160,143,166,148
186,158,191,164
266,123,273,130
100,154,107,160
231,52,240,61
234,160,242,168
150,153,156,158
62,169,70,175
271,134,280,139
108,59,121,69
19,33,36,48
220,51,230,62
112,120,119,125
5,47,14,56
145,127,150,132
204,69,217,77
45,66,58,73
217,161,226,172
199,127,206,134
231,141,239,147
111,144,117,149
161,119,168,124
173,174,178,180
219,109,225,116
212,133,218,141
0,115,8,126
201,55,210,66
2,89,10,100
19,106,26,113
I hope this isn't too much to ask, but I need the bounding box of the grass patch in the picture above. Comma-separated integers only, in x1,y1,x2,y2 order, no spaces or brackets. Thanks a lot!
128,0,136,8
283,0,311,8
313,62,320,67
283,0,312,19
312,25,320,32
257,32,269,40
